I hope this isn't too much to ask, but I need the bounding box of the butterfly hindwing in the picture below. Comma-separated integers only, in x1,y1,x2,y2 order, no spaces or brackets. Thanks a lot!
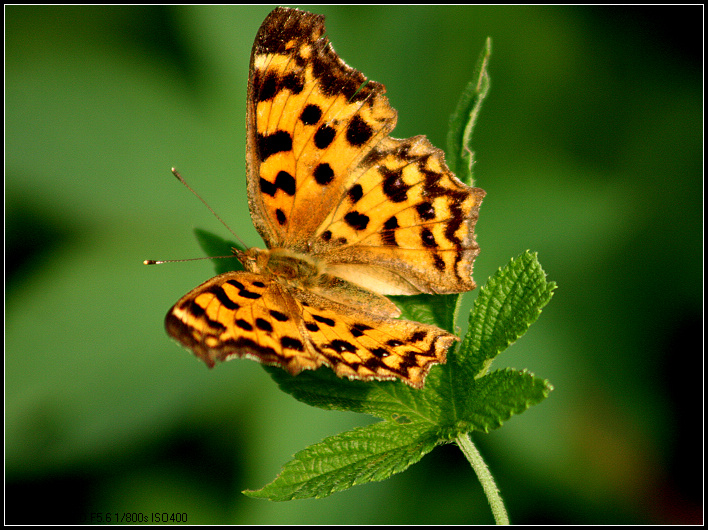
166,272,321,374
165,271,455,387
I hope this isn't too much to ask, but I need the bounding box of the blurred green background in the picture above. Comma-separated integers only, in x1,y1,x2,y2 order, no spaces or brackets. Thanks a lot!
6,5,701,524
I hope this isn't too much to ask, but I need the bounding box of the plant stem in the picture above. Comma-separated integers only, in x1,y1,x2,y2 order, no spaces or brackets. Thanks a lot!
456,432,509,525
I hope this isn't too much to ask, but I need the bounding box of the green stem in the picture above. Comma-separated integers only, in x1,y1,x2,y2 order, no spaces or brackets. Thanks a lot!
456,432,509,525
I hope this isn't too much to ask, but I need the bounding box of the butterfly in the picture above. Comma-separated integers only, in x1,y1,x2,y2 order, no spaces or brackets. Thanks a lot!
164,7,485,388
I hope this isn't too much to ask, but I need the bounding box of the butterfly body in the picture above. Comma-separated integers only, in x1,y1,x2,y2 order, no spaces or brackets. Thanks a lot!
166,7,485,388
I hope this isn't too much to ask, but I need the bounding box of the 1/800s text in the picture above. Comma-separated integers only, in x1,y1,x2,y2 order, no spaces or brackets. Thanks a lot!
86,512,188,523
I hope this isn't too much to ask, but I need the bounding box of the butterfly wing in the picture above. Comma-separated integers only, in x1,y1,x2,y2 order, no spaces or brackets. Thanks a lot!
165,271,454,387
246,7,485,296
246,7,395,251
166,272,322,375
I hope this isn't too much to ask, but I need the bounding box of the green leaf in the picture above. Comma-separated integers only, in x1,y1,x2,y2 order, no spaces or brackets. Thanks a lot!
455,368,553,434
193,229,243,275
266,366,446,424
446,36,492,185
389,292,460,334
244,420,439,501
456,251,557,382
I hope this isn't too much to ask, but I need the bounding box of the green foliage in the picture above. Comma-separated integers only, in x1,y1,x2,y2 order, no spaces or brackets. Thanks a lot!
446,37,492,185
193,228,243,275
244,251,555,501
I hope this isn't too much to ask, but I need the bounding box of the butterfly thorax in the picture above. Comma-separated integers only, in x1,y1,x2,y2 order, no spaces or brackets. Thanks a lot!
238,247,321,289
237,246,402,318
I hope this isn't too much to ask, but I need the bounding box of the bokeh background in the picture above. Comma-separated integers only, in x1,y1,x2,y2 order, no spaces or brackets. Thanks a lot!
6,5,701,524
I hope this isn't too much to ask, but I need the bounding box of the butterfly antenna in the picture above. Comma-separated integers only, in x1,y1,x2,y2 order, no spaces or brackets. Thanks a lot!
170,167,249,250
143,255,236,266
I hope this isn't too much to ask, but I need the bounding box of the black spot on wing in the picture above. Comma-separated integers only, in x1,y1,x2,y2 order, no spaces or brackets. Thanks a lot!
381,168,410,203
349,323,372,337
314,124,336,149
344,211,369,231
346,114,373,146
327,340,357,353
409,330,427,342
347,184,363,203
282,71,304,94
300,104,322,125
225,279,263,300
314,163,334,185
312,314,335,327
255,70,278,102
381,215,399,246
260,171,295,197
255,318,273,332
371,347,390,358
275,209,286,225
420,227,437,248
281,336,305,351
274,171,296,196
416,201,436,221
213,286,240,311
257,130,292,162
236,319,253,331
269,310,289,322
